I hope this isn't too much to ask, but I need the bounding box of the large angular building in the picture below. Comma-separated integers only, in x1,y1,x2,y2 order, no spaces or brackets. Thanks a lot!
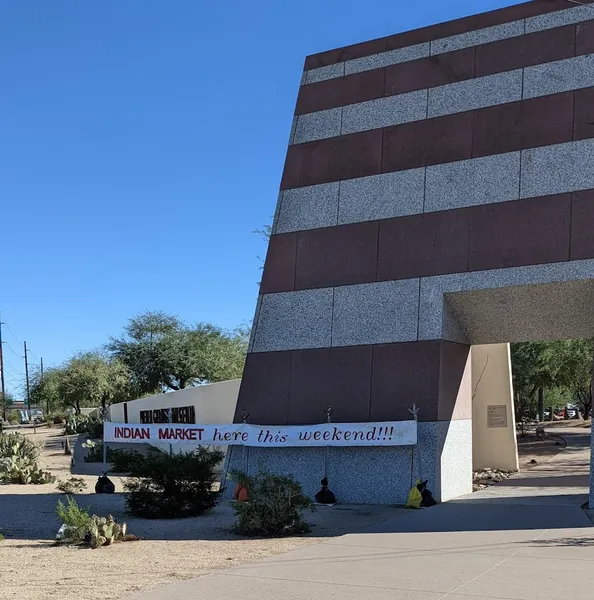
228,0,594,504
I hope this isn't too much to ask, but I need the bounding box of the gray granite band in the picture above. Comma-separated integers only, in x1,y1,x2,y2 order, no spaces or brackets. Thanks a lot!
302,5,594,85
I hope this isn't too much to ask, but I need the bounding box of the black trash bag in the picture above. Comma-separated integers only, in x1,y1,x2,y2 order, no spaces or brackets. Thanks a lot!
315,477,337,504
416,479,437,507
95,474,115,494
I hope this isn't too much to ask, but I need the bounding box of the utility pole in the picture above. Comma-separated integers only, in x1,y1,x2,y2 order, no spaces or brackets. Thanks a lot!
0,316,6,421
24,341,31,411
41,357,46,414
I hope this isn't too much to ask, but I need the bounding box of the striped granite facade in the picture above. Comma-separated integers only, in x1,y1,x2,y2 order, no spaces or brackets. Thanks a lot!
234,0,594,504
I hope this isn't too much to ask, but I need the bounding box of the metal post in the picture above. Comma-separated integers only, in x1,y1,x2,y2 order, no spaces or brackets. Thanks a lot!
0,315,6,422
102,407,109,472
408,403,420,488
323,406,334,478
242,410,250,473
167,408,173,455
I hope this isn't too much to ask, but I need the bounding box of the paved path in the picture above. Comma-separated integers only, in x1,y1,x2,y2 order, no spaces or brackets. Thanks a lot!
128,428,594,600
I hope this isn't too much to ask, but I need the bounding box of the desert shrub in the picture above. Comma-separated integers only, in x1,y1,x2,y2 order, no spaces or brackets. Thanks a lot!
56,477,88,494
109,448,143,473
0,532,4,541
6,411,20,425
0,432,55,484
50,413,66,425
230,470,312,537
64,415,103,438
81,441,141,471
56,497,128,548
124,447,224,519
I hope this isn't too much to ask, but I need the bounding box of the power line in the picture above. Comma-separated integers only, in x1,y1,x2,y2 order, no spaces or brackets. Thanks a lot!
3,341,21,359
3,322,22,346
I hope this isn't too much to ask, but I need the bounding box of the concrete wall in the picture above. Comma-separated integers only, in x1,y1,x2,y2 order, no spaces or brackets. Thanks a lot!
472,344,519,472
109,380,241,455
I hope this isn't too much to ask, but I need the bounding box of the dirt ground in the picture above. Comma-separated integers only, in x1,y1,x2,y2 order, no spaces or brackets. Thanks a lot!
0,428,403,600
517,431,567,470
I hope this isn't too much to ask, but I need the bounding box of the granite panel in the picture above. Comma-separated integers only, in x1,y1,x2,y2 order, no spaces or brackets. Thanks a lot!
252,288,334,352
370,341,441,422
385,48,476,97
341,90,428,135
295,69,386,115
292,107,342,144
525,5,594,33
438,342,472,423
468,195,572,271
295,221,379,290
520,139,594,199
577,20,594,55
377,210,470,280
427,69,523,118
332,280,420,347
290,129,383,189
419,259,594,342
338,169,425,225
382,111,473,172
438,419,473,501
574,87,594,141
570,190,594,260
247,295,262,353
303,0,578,70
474,25,576,78
276,182,339,234
425,152,521,212
270,191,283,235
304,62,344,85
304,38,387,70
226,420,474,504
233,351,292,425
344,43,430,76
471,101,523,157
288,346,373,424
472,93,574,158
260,233,297,294
430,20,524,55
523,54,594,99
441,279,594,345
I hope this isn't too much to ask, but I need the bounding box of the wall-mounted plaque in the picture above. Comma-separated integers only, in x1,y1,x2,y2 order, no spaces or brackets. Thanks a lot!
487,405,508,428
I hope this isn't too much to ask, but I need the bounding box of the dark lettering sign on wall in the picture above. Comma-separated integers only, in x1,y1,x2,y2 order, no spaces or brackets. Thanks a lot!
139,405,196,425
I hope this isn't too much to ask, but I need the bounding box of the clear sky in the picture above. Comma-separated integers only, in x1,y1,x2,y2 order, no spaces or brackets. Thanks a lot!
0,0,517,397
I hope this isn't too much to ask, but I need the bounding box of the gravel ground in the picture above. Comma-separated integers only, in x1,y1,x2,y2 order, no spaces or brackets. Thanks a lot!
0,429,403,600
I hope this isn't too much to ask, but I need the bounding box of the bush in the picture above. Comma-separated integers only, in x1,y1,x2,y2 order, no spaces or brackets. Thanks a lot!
0,432,55,484
50,413,66,425
81,441,141,472
64,415,103,438
123,447,224,519
56,497,128,548
56,477,88,494
230,470,312,537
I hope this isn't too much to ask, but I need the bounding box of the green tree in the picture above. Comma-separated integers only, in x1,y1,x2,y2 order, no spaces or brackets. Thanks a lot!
511,339,594,420
1,391,14,419
29,368,63,414
108,311,248,396
58,352,131,414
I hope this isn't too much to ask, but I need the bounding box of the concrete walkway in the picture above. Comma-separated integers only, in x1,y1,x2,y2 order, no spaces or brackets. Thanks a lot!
128,428,594,600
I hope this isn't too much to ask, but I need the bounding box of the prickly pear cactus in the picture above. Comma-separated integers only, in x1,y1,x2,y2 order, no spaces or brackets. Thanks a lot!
87,514,127,547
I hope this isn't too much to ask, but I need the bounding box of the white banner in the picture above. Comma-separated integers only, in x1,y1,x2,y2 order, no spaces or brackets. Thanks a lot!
104,421,417,448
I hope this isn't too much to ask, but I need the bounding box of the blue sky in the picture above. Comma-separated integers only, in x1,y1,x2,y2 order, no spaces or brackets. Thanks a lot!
0,0,516,396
